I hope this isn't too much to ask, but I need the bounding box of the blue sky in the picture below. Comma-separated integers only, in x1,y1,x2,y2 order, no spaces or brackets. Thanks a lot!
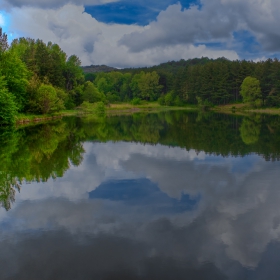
85,0,199,25
1,0,280,67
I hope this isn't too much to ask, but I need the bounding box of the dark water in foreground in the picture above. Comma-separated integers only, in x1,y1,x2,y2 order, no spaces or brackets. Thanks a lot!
1,111,280,279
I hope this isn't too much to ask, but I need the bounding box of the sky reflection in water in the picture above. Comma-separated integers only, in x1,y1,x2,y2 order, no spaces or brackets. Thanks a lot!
1,113,280,279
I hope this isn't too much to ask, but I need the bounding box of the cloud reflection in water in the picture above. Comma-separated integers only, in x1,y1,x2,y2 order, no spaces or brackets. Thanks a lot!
1,141,280,279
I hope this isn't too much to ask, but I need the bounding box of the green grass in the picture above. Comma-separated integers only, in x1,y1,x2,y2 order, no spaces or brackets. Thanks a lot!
15,102,198,125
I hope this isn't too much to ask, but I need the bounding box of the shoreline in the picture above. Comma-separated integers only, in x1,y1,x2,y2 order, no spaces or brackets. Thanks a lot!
15,104,196,125
211,103,280,116
15,103,280,126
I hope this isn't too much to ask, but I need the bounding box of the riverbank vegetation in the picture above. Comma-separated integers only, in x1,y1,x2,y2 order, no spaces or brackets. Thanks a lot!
0,28,86,124
2,27,280,125
85,57,280,109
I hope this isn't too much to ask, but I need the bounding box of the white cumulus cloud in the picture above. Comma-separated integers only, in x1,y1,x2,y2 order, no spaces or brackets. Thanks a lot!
6,3,239,67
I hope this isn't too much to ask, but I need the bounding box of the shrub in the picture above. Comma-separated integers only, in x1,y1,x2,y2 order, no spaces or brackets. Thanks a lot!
131,97,141,105
164,92,173,106
0,88,18,124
83,81,105,103
158,96,165,105
174,96,183,106
35,84,64,114
95,101,106,116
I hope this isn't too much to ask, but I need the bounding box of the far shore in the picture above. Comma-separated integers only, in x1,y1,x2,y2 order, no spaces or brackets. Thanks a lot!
15,102,280,126
211,103,280,116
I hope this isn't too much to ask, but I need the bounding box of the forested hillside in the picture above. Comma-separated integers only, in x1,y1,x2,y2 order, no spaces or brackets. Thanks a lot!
85,57,280,107
2,25,280,125
82,65,117,73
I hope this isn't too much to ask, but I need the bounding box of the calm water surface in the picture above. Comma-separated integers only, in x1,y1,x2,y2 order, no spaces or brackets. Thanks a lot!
1,111,280,279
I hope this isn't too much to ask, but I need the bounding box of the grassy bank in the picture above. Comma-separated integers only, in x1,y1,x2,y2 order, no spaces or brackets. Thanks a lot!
15,102,197,124
212,103,280,116
15,102,280,125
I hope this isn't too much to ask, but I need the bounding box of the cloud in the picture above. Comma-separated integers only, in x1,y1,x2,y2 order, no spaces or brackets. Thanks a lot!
0,229,229,280
6,3,239,67
4,0,280,67
118,0,280,56
1,141,280,276
224,0,280,52
0,13,5,26
121,150,280,268
119,2,238,52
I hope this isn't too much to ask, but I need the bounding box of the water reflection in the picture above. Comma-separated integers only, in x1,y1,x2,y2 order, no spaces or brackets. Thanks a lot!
240,116,261,144
1,112,280,279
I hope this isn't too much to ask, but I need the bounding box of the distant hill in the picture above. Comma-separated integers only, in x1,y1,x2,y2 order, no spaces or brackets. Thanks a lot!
82,65,118,73
119,57,219,74
82,57,229,75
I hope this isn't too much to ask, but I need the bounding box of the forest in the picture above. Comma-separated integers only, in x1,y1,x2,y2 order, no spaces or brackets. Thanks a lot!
2,26,280,124
85,57,280,108
0,28,98,124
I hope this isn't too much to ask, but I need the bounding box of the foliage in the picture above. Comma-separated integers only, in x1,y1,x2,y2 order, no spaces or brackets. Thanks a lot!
82,81,105,103
95,101,106,116
131,97,141,105
80,101,93,113
158,96,165,105
0,49,29,111
79,101,106,117
0,78,18,124
87,57,280,107
240,76,262,107
164,92,174,106
3,23,280,125
0,28,90,122
240,117,261,145
3,111,280,209
35,84,64,114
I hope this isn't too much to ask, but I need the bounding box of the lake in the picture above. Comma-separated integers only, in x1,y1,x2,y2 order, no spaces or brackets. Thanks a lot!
1,111,280,280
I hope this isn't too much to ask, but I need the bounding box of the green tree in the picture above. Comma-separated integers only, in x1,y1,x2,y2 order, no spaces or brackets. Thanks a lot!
82,81,105,103
0,50,29,111
240,76,262,106
64,55,84,91
138,71,162,101
164,92,174,106
0,78,18,124
35,84,64,114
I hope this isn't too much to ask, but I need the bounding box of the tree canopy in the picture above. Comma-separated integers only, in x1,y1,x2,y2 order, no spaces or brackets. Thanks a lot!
2,25,280,125
240,76,262,106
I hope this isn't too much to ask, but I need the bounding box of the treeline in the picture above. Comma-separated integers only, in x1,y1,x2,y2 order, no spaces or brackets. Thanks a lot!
2,24,280,125
85,57,280,107
0,28,107,124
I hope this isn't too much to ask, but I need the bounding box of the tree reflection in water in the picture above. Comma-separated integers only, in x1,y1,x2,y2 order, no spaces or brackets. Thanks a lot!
1,111,280,210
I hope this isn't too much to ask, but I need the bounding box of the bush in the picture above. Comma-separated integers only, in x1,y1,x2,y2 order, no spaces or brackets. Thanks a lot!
174,96,183,106
158,96,165,105
254,98,262,108
0,88,18,124
95,101,106,116
131,97,141,105
80,101,106,117
164,92,173,106
83,81,105,103
35,84,64,114
240,76,262,105
106,93,120,103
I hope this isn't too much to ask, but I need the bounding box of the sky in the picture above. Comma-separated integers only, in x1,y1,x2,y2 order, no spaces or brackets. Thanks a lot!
0,0,280,67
